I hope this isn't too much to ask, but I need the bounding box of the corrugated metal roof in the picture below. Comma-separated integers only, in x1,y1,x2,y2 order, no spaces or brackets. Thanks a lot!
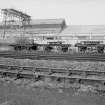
59,25,105,36
0,18,66,33
30,18,65,25
25,28,62,34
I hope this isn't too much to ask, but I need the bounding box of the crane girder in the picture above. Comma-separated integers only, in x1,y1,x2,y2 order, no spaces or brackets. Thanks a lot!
1,9,31,21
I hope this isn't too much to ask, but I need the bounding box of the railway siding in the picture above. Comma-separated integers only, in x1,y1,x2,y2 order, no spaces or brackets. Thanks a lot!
0,57,105,71
0,57,105,87
0,68,105,81
1,51,105,61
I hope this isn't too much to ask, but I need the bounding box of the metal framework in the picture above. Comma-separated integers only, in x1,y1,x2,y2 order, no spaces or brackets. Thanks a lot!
1,8,31,38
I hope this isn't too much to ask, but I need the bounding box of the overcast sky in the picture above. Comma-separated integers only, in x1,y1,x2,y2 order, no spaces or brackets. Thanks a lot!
0,0,105,25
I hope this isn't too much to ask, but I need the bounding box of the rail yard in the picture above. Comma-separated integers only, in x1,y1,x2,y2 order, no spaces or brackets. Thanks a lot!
0,8,105,105
0,57,105,89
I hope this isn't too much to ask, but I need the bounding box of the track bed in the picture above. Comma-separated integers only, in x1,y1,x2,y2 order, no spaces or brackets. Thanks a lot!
0,51,105,61
0,57,105,88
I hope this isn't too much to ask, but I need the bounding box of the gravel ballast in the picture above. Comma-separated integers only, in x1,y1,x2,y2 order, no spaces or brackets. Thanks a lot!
0,57,105,71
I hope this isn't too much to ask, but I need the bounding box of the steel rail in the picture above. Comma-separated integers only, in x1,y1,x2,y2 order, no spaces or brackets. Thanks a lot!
0,64,105,82
0,51,105,61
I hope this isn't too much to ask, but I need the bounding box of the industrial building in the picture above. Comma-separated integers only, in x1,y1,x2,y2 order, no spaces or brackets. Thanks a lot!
0,8,105,47
59,25,105,45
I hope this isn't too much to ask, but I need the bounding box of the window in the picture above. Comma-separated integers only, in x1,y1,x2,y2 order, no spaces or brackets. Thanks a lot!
46,37,54,40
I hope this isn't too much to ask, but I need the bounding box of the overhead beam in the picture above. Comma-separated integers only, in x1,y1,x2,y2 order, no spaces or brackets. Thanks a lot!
1,8,31,21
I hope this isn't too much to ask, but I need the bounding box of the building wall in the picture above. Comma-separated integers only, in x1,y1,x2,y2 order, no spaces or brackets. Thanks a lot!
0,24,105,45
58,34,105,45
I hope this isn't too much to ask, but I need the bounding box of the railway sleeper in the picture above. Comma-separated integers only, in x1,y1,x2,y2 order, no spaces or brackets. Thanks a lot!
21,72,43,81
35,67,50,72
48,71,55,75
69,71,105,77
0,65,20,70
1,72,7,78
68,70,83,76
34,75,43,81
101,81,105,86
14,72,24,80
22,66,34,71
9,66,20,70
0,65,8,69
68,71,81,76
85,72,105,77
32,73,40,81
51,68,68,74
68,72,72,76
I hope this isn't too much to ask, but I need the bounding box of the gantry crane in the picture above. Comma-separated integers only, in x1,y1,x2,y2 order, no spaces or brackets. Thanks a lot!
1,8,31,38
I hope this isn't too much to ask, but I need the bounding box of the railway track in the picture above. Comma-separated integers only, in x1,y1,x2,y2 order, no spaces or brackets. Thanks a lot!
0,64,105,87
0,51,105,61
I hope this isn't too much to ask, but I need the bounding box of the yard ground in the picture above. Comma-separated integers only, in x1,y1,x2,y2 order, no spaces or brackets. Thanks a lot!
0,78,105,105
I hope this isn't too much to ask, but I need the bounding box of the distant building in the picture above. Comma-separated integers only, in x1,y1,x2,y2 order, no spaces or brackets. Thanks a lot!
1,8,105,46
59,25,105,45
0,18,66,44
0,18,105,46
